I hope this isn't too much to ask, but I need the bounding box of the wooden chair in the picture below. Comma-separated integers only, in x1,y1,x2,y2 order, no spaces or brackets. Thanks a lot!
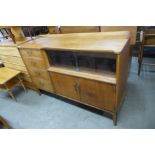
138,29,155,76
0,67,26,101
59,26,100,33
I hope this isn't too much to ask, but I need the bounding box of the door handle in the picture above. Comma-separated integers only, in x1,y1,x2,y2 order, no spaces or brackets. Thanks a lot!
74,82,80,93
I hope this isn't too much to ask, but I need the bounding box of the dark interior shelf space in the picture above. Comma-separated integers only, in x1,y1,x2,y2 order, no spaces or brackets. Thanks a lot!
46,50,116,74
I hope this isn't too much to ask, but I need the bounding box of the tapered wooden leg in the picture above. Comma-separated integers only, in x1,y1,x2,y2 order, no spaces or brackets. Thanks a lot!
37,89,41,96
113,112,117,126
0,115,12,129
18,76,26,92
138,46,144,76
8,90,16,101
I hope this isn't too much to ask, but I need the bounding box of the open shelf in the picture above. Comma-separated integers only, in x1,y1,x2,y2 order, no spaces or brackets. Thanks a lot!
48,66,116,84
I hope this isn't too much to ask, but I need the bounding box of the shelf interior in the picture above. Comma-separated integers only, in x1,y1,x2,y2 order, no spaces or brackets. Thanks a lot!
46,50,117,84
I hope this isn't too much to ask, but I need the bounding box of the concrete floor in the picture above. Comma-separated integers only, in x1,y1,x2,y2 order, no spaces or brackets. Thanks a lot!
0,57,155,128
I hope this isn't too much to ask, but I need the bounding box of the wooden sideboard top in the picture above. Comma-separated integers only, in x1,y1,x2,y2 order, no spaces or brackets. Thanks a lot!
18,31,130,54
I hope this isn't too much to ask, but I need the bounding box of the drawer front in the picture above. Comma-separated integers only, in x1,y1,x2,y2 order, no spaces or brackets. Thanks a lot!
33,78,54,92
4,62,28,73
0,55,25,66
0,47,20,57
23,58,46,69
28,68,51,81
20,49,43,59
21,74,32,82
79,78,116,112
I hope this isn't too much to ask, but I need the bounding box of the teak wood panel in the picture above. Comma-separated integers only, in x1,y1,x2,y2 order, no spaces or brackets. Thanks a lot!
50,72,116,112
50,72,80,101
48,26,59,34
116,40,130,109
18,31,130,54
79,78,116,112
19,49,43,58
23,58,47,69
60,26,100,33
19,49,54,92
28,68,51,81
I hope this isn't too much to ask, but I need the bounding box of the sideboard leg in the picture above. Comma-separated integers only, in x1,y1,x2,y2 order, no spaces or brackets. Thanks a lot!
37,89,41,96
113,112,117,126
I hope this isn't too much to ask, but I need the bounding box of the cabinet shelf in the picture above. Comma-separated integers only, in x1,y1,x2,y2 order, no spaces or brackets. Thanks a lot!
48,66,116,84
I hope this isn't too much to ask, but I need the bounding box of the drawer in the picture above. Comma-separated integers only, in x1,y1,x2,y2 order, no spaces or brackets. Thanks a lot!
24,58,46,69
21,74,32,82
4,62,28,73
0,55,25,66
20,49,43,59
29,68,51,81
0,47,20,57
33,78,54,92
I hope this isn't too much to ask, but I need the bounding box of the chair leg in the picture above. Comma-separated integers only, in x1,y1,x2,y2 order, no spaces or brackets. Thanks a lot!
8,90,16,101
138,47,144,76
17,76,26,92
21,81,26,92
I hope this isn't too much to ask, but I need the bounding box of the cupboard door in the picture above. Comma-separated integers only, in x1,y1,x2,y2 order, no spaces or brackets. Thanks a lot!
79,78,116,111
51,73,80,101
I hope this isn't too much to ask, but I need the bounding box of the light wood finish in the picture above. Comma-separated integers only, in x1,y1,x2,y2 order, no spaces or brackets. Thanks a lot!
18,31,131,125
0,67,26,101
0,55,25,66
0,39,35,89
48,66,116,84
18,31,130,54
0,67,20,84
100,26,137,45
10,27,25,42
0,47,21,56
19,49,54,92
60,26,100,33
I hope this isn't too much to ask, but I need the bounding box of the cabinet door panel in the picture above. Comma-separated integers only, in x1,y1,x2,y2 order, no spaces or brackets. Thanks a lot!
51,73,80,101
79,78,116,111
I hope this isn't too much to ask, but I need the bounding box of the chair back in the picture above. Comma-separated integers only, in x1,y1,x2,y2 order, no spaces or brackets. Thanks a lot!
100,26,137,45
60,26,100,33
143,29,155,45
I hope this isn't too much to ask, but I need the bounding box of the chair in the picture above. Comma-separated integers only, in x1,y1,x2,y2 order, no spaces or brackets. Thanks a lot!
0,67,26,101
138,29,155,76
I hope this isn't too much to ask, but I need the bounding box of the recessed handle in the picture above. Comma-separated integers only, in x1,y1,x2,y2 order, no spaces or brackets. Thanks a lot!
74,82,80,93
